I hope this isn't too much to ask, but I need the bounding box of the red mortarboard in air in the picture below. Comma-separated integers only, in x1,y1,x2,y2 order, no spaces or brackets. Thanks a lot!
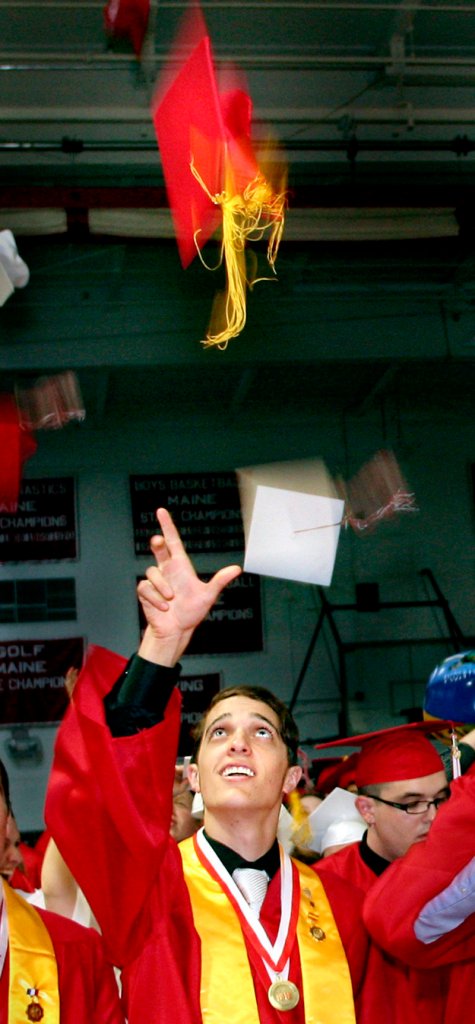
153,34,257,270
0,395,37,510
151,4,287,348
315,720,457,788
103,0,150,57
336,449,417,534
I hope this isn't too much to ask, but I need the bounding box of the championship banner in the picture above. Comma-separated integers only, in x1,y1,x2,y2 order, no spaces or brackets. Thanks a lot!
130,472,244,555
177,672,221,757
0,637,84,724
138,571,263,655
0,477,77,561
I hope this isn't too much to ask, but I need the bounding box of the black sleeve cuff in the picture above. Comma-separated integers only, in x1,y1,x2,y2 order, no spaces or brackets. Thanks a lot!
104,654,181,737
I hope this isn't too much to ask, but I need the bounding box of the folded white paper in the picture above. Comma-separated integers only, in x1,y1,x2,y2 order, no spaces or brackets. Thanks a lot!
309,787,366,854
0,229,30,288
241,481,344,585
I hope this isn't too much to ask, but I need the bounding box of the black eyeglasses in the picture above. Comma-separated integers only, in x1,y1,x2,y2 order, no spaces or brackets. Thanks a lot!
365,791,451,815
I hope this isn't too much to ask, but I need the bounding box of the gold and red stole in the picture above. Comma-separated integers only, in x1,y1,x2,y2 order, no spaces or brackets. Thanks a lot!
1,880,60,1024
179,831,355,1024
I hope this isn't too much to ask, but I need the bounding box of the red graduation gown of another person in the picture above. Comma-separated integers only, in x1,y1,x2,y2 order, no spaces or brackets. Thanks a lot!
45,646,368,1024
315,838,452,1024
19,831,50,890
363,772,475,1022
0,898,124,1024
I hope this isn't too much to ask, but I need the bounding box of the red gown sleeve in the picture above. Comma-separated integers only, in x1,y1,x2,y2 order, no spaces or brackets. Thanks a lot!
363,772,475,967
45,645,186,969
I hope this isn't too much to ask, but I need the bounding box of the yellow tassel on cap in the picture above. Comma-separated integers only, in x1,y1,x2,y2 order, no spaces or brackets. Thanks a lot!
288,790,313,850
191,159,287,349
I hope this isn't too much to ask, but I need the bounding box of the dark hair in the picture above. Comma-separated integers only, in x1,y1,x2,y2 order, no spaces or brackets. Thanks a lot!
191,685,300,765
358,783,384,798
0,760,11,812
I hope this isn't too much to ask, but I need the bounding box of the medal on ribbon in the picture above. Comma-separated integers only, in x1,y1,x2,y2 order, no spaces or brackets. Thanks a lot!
195,830,301,1011
25,988,45,1021
268,978,300,1011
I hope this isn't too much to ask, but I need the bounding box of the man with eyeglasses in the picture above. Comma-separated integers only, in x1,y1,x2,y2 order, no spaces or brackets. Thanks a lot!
363,654,475,1022
314,722,462,1024
363,768,475,1024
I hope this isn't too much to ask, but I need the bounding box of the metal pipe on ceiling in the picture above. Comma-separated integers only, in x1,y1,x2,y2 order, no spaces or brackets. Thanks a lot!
0,1,475,10
1,106,475,126
0,135,473,154
3,54,475,71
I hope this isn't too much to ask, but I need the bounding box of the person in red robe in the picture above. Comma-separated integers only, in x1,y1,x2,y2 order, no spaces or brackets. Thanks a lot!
46,508,369,1024
19,830,51,890
1,815,26,881
314,723,470,1024
0,761,123,1024
363,768,475,1021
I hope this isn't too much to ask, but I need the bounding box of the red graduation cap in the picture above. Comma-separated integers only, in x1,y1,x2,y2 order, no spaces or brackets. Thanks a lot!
312,752,359,794
337,449,417,534
0,395,37,511
152,4,286,348
315,720,457,788
103,0,150,57
153,36,258,271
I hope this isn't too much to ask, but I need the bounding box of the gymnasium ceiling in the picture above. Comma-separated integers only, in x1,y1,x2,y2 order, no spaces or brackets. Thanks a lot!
1,1,475,422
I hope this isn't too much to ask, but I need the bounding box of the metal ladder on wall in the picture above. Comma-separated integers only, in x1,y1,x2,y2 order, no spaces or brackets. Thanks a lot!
288,568,474,735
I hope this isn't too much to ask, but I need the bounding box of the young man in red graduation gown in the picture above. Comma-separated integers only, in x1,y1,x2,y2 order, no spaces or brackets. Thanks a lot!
46,508,368,1024
314,725,464,1024
363,768,475,1022
0,762,123,1024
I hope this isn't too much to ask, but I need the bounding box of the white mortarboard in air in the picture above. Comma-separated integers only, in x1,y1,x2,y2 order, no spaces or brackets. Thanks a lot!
0,230,30,307
0,261,14,307
0,230,29,288
236,458,344,586
308,787,366,855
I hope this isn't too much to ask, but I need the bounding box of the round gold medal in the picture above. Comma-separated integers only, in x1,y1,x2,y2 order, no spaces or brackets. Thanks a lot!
26,1003,44,1022
268,979,300,1011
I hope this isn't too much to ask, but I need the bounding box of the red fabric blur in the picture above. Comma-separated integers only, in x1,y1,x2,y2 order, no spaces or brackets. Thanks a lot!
103,0,150,56
0,395,37,510
19,836,47,889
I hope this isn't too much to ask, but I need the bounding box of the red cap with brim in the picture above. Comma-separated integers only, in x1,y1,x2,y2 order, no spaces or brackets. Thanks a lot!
316,720,456,788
